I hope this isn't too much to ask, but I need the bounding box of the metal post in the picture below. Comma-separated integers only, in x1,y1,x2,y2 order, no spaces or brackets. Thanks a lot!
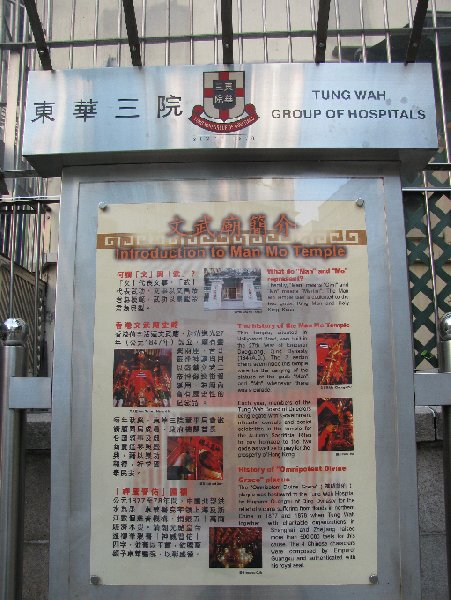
439,313,451,599
8,203,17,318
0,318,28,600
33,202,42,376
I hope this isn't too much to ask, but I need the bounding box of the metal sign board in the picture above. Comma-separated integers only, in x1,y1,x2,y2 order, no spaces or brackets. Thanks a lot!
22,63,437,175
50,163,421,599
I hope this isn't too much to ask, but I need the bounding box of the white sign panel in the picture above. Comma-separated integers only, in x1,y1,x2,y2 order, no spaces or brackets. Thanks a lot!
23,63,437,175
90,199,376,586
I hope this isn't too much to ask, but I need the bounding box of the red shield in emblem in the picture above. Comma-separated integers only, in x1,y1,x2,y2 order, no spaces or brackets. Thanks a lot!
203,71,245,122
190,69,258,132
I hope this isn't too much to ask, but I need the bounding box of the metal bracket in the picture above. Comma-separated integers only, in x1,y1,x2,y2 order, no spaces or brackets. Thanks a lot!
405,0,429,64
8,377,51,409
315,0,331,64
122,0,142,67
23,0,52,71
221,0,234,65
414,372,451,406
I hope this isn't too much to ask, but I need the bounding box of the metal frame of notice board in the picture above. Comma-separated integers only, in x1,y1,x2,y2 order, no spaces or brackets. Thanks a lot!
48,161,420,599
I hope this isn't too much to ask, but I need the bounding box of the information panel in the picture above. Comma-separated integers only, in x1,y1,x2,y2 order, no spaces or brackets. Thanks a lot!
91,199,376,585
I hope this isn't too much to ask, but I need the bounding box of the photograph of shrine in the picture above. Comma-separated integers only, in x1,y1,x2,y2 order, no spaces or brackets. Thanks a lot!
316,332,352,385
209,527,263,568
112,348,172,407
204,267,262,310
317,398,354,452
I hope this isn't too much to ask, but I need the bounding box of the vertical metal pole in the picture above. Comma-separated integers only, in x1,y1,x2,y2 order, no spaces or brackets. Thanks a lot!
189,0,193,65
423,188,440,347
261,0,268,63
382,0,392,63
33,202,42,376
333,0,342,62
440,314,451,600
16,43,29,180
165,0,170,66
69,0,76,68
358,0,367,62
46,0,53,43
94,0,100,66
116,0,122,67
286,0,293,63
0,318,28,600
13,0,21,43
0,0,4,46
430,0,451,174
213,0,219,65
237,0,243,64
309,0,316,61
8,203,17,318
141,0,147,66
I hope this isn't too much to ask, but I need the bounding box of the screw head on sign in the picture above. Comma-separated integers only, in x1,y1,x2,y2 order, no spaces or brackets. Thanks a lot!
90,575,101,585
98,202,108,211
356,198,364,207
369,574,378,584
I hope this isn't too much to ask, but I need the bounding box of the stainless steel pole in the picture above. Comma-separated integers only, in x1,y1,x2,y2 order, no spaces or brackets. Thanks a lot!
439,313,451,600
8,203,17,318
0,318,28,600
33,202,42,376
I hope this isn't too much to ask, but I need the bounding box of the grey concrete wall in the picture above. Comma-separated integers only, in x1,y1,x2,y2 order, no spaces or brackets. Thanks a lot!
21,409,449,599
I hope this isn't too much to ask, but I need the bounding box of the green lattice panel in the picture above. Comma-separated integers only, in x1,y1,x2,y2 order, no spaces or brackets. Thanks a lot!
404,190,451,370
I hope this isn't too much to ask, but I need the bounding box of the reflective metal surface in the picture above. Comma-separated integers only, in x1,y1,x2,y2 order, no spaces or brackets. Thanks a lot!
49,162,421,599
22,63,437,176
440,313,451,343
415,372,451,405
8,376,51,410
0,331,27,600
0,317,29,346
440,313,451,599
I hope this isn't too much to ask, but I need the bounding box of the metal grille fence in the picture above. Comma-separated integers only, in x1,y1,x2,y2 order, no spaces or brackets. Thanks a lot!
0,253,46,372
404,190,451,369
0,0,449,370
0,199,52,374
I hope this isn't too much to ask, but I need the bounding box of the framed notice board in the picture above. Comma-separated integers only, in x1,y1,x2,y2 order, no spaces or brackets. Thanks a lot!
49,162,420,599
